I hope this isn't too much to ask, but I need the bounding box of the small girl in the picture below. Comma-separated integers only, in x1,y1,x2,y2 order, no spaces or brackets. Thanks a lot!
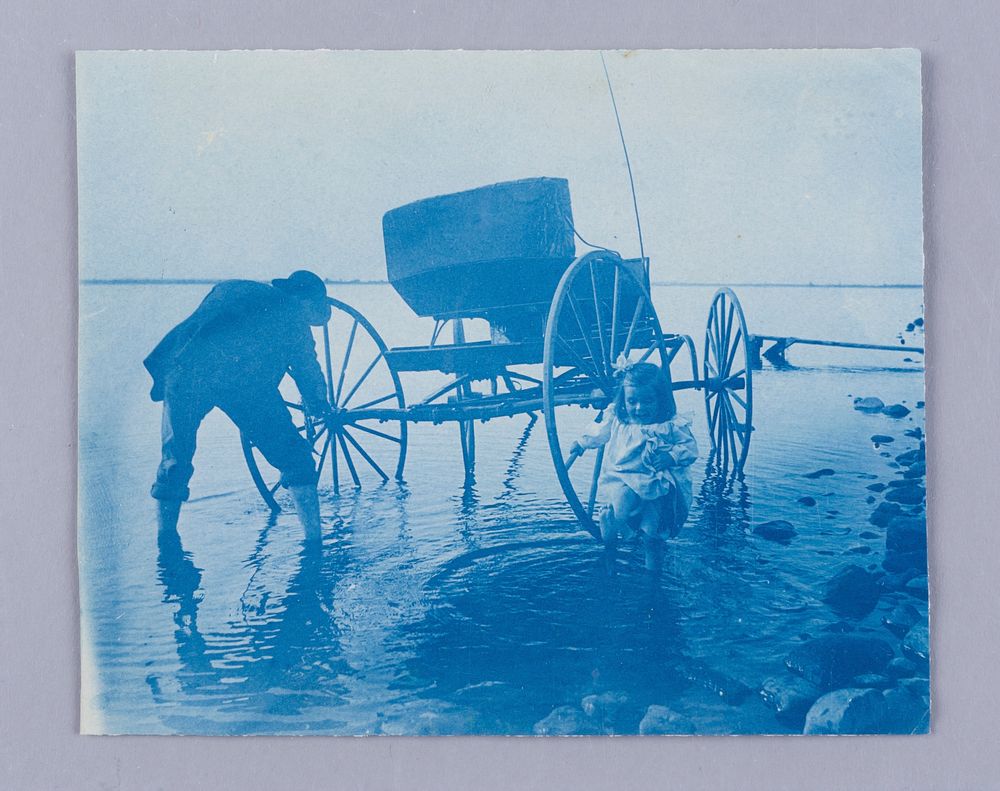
571,362,698,564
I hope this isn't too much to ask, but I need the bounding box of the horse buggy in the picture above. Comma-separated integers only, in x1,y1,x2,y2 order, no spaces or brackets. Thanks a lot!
242,177,753,536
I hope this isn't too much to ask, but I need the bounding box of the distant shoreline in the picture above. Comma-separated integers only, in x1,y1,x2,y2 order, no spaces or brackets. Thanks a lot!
81,278,924,289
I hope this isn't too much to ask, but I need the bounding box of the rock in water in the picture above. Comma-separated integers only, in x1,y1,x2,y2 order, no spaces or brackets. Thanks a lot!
850,674,893,689
786,635,894,689
803,688,887,734
678,659,752,705
881,549,927,574
804,468,836,479
869,501,903,527
896,447,925,467
580,691,629,729
760,675,822,728
753,520,797,543
904,576,929,601
903,461,926,479
881,404,911,418
886,657,918,679
532,706,595,736
854,397,885,412
820,621,855,634
866,482,887,492
884,485,925,505
871,435,895,445
881,687,930,734
822,565,881,618
886,516,927,553
638,705,696,735
882,603,921,638
898,677,930,699
902,624,930,665
798,496,817,506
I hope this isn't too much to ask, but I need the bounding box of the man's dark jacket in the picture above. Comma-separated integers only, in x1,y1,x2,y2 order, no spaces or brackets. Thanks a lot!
143,280,328,412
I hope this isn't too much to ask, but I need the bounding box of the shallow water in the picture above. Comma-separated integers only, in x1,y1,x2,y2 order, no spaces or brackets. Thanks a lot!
79,283,926,734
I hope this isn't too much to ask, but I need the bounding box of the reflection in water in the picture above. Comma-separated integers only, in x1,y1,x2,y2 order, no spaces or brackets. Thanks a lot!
155,527,210,679
406,530,687,734
695,460,752,540
152,522,350,732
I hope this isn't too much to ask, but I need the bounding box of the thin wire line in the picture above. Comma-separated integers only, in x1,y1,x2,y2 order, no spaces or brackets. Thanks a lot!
563,213,616,254
600,51,646,271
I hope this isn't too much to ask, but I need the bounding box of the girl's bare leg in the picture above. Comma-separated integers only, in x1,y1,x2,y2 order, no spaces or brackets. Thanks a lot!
639,501,665,571
604,488,640,547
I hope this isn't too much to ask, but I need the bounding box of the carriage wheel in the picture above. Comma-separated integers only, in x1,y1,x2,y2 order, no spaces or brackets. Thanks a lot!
542,251,670,537
703,287,753,474
242,296,407,511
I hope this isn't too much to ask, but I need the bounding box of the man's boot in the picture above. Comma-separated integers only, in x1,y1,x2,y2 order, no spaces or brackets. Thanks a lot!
157,499,183,534
289,484,322,541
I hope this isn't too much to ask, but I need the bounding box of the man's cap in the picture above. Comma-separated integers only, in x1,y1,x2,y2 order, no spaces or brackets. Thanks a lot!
272,269,330,325
271,269,327,301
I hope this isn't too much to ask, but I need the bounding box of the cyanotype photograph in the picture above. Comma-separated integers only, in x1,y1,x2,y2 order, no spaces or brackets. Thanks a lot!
77,49,927,735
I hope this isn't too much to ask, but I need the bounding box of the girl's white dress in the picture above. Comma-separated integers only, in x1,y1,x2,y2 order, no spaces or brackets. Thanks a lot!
577,407,699,532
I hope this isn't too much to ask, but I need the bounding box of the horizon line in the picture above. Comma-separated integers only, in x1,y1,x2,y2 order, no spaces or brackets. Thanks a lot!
80,278,924,289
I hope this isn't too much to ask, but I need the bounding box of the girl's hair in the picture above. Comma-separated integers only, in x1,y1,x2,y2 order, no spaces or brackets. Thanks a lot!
613,362,677,423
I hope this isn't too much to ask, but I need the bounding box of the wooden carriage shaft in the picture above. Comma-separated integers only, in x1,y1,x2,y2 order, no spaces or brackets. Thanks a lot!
339,375,741,425
748,334,924,367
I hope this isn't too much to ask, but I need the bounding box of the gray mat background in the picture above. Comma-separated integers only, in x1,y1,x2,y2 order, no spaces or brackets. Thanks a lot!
1,1,995,788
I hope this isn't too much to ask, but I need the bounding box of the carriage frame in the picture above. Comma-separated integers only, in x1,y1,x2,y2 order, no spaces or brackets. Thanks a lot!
242,181,754,537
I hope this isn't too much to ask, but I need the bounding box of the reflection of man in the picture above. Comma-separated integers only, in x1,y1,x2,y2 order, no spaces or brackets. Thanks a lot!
144,270,332,538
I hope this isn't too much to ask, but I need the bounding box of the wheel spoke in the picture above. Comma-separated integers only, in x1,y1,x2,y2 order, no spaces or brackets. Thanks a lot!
720,301,735,372
728,367,746,383
307,424,329,452
635,343,657,366
348,422,402,444
284,400,304,411
719,403,731,467
589,261,610,377
723,328,743,376
315,432,332,475
556,335,603,384
350,392,399,412
721,392,746,434
622,297,645,358
339,351,384,408
568,292,604,381
336,432,361,488
341,426,389,481
269,480,282,496
323,323,335,405
728,402,741,459
713,299,725,367
729,389,748,410
335,318,359,405
708,389,723,435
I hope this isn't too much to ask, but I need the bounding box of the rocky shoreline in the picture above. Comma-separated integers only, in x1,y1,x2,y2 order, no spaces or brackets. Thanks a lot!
531,382,929,736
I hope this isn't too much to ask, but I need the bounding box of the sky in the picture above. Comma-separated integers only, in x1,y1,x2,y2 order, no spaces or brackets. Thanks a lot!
76,49,923,284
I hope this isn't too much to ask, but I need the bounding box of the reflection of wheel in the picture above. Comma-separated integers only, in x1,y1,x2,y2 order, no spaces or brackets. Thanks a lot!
703,287,752,474
242,296,407,511
542,251,669,537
